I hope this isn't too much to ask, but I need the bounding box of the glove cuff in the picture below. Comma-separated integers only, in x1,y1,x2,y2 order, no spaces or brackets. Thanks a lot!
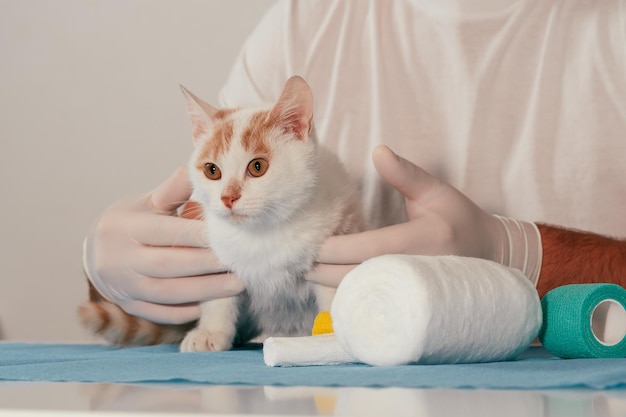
493,215,543,287
82,235,115,303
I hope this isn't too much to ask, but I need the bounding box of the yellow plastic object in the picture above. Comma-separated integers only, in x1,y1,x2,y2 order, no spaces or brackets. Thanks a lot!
312,311,334,335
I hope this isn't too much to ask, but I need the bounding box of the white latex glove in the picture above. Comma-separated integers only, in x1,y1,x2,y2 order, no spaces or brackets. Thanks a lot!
83,166,244,324
310,145,542,287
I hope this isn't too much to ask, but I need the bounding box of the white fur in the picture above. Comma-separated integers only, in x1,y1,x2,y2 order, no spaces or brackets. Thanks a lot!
180,78,365,351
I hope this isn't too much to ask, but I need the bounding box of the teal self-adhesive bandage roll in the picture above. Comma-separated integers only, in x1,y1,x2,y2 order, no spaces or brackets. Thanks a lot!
539,284,626,358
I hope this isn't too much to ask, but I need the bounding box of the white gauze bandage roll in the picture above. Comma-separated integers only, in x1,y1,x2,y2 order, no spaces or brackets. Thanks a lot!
331,255,542,366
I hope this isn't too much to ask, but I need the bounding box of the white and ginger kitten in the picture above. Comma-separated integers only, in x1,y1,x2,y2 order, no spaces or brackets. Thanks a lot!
79,76,366,351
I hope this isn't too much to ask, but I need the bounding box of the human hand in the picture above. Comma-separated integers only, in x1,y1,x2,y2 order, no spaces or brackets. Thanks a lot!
82,166,244,324
309,145,542,287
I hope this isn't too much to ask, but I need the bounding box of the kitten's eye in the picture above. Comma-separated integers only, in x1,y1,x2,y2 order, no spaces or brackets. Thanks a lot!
203,163,222,180
247,158,269,177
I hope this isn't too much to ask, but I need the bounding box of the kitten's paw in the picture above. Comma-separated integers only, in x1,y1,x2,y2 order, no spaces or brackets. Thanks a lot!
180,329,233,352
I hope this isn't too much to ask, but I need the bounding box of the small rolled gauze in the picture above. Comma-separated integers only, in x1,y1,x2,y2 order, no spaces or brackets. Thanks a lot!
331,255,542,366
264,334,356,367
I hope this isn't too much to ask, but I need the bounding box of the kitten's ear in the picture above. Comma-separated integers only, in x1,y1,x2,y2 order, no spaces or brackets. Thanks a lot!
180,85,218,145
269,76,314,141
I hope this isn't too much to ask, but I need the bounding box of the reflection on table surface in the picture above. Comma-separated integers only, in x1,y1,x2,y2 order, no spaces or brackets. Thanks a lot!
0,382,625,417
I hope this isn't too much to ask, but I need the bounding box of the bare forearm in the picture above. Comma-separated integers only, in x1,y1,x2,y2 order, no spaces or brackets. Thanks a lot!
536,224,626,297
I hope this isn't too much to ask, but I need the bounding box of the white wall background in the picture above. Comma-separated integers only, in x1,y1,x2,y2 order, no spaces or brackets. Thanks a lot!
0,0,276,342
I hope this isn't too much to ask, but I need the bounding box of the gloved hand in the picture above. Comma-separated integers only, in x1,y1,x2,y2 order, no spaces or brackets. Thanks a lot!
309,145,542,287
82,166,244,324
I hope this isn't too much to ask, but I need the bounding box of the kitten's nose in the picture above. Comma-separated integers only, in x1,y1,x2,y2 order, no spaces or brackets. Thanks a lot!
221,194,240,209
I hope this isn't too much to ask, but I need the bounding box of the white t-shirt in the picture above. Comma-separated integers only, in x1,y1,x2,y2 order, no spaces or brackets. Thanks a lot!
219,0,626,238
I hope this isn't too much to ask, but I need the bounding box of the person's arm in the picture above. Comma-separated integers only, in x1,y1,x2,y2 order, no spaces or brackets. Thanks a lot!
310,146,626,297
536,224,626,297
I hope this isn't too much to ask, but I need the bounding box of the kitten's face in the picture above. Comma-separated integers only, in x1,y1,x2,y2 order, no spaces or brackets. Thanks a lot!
183,77,316,227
